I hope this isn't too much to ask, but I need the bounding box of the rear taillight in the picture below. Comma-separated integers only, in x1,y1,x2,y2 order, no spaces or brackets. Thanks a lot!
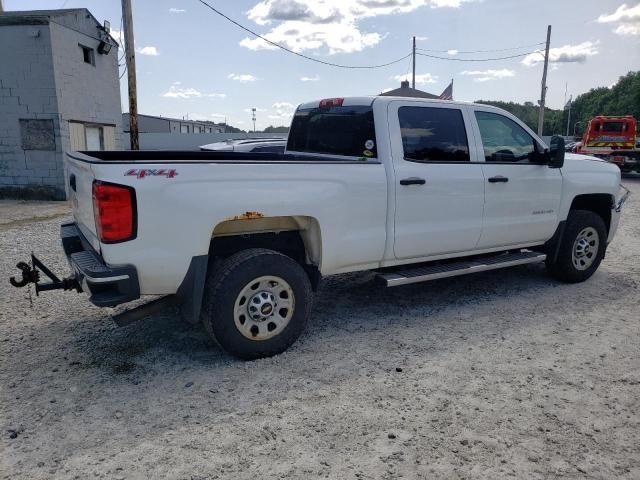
92,181,136,243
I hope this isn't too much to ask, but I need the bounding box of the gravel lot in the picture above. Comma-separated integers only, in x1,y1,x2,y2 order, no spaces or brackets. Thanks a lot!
1,177,639,480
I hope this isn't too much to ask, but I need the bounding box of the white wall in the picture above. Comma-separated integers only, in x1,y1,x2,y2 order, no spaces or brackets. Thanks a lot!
136,133,287,150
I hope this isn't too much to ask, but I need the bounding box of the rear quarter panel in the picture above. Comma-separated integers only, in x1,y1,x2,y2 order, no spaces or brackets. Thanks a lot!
89,161,388,294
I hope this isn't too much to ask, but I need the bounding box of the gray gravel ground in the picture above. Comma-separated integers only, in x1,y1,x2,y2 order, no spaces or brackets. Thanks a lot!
1,177,639,480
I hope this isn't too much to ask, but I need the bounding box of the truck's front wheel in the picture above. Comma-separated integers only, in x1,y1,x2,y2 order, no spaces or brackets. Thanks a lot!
202,248,313,360
546,210,607,283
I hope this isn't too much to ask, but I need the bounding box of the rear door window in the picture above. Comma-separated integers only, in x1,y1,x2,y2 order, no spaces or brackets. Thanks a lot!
399,106,470,162
287,105,377,158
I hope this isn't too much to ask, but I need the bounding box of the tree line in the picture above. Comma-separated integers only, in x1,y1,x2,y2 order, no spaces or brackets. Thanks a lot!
478,70,639,138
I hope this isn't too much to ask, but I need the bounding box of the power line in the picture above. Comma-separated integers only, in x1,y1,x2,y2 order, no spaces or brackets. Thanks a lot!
195,0,412,69
416,51,538,62
416,42,545,54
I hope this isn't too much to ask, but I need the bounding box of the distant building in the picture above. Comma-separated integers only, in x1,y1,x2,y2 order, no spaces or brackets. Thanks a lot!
379,80,439,99
0,9,122,199
123,113,226,135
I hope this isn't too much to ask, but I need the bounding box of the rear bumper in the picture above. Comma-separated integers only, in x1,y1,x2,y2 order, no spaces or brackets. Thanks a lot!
61,223,140,307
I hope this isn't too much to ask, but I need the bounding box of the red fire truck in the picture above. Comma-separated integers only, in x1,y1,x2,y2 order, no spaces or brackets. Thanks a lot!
578,115,639,172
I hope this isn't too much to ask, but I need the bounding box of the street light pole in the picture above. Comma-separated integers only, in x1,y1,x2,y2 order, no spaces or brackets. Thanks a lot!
252,108,256,133
565,95,572,137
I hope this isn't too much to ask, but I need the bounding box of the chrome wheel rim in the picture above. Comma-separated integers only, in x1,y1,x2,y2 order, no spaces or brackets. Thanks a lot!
233,275,295,341
572,227,599,271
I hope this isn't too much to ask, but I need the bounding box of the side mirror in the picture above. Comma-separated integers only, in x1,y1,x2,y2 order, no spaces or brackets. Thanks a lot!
548,136,565,168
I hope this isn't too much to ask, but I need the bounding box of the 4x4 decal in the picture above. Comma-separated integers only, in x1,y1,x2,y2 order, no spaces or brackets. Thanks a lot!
124,169,178,179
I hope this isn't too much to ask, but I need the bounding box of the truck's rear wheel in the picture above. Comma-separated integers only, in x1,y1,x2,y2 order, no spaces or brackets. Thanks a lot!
546,210,607,283
201,248,313,360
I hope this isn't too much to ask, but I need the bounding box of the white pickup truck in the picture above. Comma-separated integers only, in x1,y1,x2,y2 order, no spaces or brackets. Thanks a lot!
10,97,630,360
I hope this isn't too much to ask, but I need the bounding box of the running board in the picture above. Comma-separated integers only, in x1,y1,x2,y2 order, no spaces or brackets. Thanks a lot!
378,251,547,287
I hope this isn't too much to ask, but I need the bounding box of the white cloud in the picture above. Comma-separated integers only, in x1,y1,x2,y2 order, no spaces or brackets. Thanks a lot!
300,74,320,81
110,28,123,46
188,113,211,121
522,41,599,67
392,72,438,85
597,3,640,35
268,101,296,121
210,113,226,119
598,3,640,36
169,8,186,13
137,46,159,56
162,83,227,99
461,68,515,82
228,73,257,82
240,0,472,54
272,102,294,109
597,3,640,23
615,23,640,34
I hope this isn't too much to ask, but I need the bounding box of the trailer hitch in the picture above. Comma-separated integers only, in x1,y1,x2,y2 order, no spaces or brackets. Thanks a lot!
9,254,81,295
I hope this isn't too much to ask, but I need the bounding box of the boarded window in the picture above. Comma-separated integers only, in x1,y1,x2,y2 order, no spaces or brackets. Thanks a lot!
19,119,56,150
85,126,103,150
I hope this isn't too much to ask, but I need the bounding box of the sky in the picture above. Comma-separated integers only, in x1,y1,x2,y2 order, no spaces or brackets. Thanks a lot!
6,0,640,130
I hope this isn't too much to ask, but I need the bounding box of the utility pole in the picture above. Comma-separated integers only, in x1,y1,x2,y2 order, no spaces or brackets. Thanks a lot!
0,0,5,13
252,108,256,133
412,36,416,89
122,0,139,150
565,95,572,137
537,25,551,137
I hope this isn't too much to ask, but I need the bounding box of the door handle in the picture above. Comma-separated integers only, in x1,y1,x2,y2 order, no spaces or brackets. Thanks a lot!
400,177,426,186
488,176,509,183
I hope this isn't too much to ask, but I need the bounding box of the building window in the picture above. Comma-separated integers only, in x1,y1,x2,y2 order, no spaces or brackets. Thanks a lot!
180,125,189,134
80,45,95,66
85,126,104,150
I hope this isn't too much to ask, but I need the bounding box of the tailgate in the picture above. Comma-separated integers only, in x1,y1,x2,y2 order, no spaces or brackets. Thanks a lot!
66,154,100,251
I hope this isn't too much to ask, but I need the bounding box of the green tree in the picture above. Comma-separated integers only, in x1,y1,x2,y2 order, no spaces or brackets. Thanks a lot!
475,71,640,138
262,125,289,134
570,71,640,136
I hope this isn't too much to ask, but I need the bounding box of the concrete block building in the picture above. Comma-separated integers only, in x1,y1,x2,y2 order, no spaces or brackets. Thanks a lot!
0,9,122,199
123,113,226,134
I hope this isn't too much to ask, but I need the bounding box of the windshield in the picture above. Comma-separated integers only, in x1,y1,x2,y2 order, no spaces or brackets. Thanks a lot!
602,122,625,133
287,105,377,158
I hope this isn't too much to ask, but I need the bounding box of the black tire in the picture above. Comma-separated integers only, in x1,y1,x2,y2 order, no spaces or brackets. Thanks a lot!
546,210,607,283
201,248,313,360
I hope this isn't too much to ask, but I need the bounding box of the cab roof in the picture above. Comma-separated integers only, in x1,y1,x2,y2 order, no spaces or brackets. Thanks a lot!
297,96,481,110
